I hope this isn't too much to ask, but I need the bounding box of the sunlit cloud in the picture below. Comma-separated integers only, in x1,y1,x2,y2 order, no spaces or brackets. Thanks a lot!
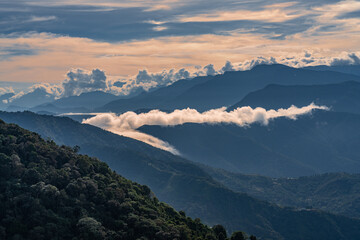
0,31,359,84
0,0,359,86
153,26,168,31
178,8,303,23
27,16,57,22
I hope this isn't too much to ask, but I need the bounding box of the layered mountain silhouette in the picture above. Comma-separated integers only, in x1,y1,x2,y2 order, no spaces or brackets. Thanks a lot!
303,64,360,77
5,88,56,111
2,111,360,239
228,81,360,114
97,65,360,113
31,91,120,114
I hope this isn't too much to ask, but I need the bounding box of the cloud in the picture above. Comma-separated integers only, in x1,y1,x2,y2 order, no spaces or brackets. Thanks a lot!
204,64,216,76
221,60,235,73
177,7,303,23
109,67,191,95
27,16,57,23
153,26,168,31
331,53,360,66
83,103,327,154
0,87,14,96
3,51,360,102
237,52,360,70
62,68,108,97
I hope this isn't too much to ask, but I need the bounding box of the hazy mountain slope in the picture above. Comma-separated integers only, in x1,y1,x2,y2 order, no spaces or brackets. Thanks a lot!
0,93,15,110
2,111,360,239
204,167,360,219
0,120,218,240
6,88,55,110
304,65,360,76
30,103,90,114
98,76,213,113
228,81,360,113
174,65,360,111
99,64,360,113
140,111,360,177
31,91,120,114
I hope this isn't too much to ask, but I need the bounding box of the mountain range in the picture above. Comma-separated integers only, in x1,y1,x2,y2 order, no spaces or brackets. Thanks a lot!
2,111,360,239
97,64,360,113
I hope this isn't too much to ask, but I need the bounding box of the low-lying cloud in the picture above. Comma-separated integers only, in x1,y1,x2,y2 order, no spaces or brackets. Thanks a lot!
82,104,327,154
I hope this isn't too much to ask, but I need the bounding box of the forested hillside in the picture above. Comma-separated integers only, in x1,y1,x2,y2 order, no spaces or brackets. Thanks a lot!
0,119,224,240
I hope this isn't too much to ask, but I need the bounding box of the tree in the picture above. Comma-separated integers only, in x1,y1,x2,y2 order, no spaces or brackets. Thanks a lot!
212,225,227,240
230,231,247,240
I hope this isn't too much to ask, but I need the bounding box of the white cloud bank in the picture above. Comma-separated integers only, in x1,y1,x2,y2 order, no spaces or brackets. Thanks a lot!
82,103,328,154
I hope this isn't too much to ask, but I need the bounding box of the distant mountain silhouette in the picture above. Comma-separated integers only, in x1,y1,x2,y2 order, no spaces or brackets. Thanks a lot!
6,88,55,110
304,65,360,76
31,91,120,114
228,81,360,114
97,75,213,113
98,65,360,112
0,93,15,110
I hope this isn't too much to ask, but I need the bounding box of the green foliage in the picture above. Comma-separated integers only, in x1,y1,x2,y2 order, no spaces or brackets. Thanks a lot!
213,225,227,240
0,121,228,240
207,167,360,219
230,231,247,240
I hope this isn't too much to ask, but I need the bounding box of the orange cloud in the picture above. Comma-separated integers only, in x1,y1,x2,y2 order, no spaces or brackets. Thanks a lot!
0,27,359,84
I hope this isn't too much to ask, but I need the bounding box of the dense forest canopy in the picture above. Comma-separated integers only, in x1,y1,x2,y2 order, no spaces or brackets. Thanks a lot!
0,119,252,240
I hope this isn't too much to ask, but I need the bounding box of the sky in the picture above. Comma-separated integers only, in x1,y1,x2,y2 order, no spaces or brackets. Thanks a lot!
0,0,360,96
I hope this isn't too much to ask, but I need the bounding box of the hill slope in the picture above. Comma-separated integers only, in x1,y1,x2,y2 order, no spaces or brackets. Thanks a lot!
2,112,360,239
0,119,217,240
31,91,120,114
204,167,360,219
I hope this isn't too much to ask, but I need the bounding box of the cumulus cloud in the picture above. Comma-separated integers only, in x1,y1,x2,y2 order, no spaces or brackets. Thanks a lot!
62,68,108,97
29,83,62,97
108,68,191,96
221,61,235,73
331,53,360,66
237,52,360,70
3,52,360,104
83,103,327,154
3,83,62,104
204,64,216,76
